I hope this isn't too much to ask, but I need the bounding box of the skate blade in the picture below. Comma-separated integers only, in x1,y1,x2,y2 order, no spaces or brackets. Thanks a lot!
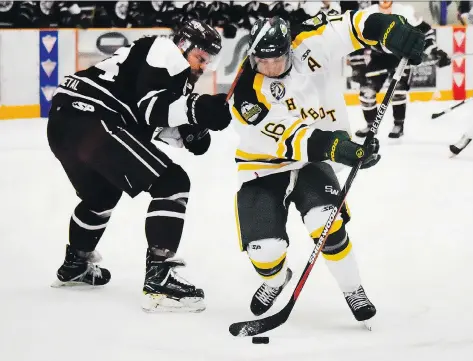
361,319,372,331
50,279,104,289
141,293,206,313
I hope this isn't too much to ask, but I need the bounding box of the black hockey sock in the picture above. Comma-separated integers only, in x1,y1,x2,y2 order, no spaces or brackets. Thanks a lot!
146,163,190,255
145,196,187,253
393,103,406,122
362,108,377,125
69,201,112,252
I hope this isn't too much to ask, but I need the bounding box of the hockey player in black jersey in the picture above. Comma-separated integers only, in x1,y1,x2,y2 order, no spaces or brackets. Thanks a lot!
47,20,231,312
354,1,451,139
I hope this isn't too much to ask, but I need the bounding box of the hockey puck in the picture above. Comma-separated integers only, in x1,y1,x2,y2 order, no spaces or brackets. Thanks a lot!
252,336,269,344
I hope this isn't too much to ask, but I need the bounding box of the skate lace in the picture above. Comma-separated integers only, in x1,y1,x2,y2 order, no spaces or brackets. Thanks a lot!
255,284,279,306
169,269,192,287
87,264,103,279
345,287,370,311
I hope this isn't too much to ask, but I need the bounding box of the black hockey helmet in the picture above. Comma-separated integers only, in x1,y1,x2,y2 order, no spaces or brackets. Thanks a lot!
248,16,292,74
173,19,222,70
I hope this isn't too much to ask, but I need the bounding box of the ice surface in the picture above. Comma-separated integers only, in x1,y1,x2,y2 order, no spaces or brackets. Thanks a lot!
0,102,472,361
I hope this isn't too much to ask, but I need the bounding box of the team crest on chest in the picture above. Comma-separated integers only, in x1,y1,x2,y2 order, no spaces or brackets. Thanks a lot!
270,81,286,101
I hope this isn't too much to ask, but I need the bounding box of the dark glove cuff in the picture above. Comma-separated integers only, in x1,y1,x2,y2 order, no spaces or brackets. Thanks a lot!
307,130,336,162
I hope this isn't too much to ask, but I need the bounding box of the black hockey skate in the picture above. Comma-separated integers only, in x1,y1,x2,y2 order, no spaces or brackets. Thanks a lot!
388,121,404,139
51,244,111,288
450,135,472,157
250,268,293,316
355,123,373,138
142,250,205,313
344,285,376,324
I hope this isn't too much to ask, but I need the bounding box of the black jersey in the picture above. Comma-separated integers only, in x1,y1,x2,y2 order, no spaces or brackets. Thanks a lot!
54,36,193,137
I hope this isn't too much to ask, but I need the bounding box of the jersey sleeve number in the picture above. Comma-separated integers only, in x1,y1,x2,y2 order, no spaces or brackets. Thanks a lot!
261,122,286,142
95,44,134,82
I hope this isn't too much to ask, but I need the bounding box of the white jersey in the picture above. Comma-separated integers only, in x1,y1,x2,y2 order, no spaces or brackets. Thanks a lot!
363,3,422,26
229,10,377,186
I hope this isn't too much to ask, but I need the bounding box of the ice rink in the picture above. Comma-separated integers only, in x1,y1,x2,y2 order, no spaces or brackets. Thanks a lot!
1,101,472,361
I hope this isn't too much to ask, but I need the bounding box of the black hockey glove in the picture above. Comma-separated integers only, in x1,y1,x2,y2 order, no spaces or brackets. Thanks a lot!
432,48,451,68
186,93,231,131
178,124,211,156
309,130,380,169
364,14,425,65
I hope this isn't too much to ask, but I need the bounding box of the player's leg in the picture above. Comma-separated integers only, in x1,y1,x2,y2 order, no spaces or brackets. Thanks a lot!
356,62,388,138
388,68,412,138
48,105,122,287
292,163,376,322
48,102,202,309
76,112,204,311
85,121,203,311
236,172,294,316
142,164,208,312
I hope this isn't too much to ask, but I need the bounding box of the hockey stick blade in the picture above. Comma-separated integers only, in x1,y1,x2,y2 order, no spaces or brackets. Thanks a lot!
229,300,294,337
431,98,471,119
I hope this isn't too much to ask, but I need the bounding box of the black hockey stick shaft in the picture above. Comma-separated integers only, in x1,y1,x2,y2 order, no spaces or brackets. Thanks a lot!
431,97,472,119
229,57,409,337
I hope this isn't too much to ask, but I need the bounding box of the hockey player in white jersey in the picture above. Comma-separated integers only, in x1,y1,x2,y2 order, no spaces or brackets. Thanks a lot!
229,12,424,322
355,1,451,138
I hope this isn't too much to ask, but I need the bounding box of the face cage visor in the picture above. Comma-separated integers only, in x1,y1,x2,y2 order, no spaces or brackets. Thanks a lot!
249,52,292,77
179,39,222,71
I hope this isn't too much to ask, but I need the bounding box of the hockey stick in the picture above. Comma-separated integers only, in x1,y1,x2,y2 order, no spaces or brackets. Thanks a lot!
225,20,272,102
365,53,472,78
228,57,409,337
431,97,473,119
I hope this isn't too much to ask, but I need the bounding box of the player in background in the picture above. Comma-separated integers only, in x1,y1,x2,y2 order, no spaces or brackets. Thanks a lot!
229,11,424,322
354,1,451,139
300,0,341,16
47,20,231,312
458,1,473,25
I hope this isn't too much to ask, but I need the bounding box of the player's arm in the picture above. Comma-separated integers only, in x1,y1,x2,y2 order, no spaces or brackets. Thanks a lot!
136,38,230,131
292,9,425,64
135,38,190,128
233,101,380,170
413,21,451,68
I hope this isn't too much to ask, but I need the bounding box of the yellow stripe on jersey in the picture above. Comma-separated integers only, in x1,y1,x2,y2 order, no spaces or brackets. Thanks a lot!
237,162,292,171
235,194,244,251
291,25,327,49
231,105,247,125
353,11,378,46
253,74,271,110
236,149,277,161
276,119,303,158
293,127,309,161
348,24,364,51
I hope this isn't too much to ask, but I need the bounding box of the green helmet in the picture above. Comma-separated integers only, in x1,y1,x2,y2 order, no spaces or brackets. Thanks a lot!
248,16,292,74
